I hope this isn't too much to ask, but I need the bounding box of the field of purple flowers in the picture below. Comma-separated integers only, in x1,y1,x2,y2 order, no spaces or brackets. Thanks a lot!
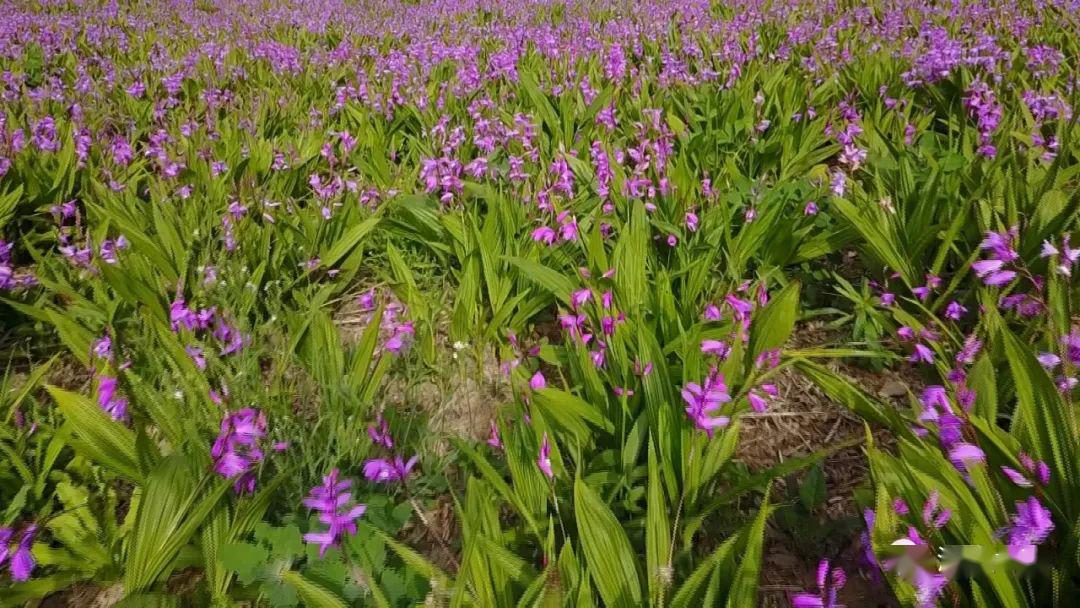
0,0,1078,606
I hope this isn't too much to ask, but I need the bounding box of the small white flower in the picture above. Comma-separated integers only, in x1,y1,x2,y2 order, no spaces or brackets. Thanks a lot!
452,340,468,351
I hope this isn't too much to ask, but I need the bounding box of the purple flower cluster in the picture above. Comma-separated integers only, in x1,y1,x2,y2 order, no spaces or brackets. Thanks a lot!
681,368,731,436
362,414,418,484
302,469,366,557
211,408,267,493
90,334,128,422
169,295,247,358
356,289,414,356
972,229,1019,287
964,80,1002,158
0,240,35,291
362,456,419,484
1005,496,1054,565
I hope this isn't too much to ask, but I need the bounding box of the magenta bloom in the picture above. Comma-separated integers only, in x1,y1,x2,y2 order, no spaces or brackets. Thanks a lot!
185,344,206,370
944,301,967,320
211,408,267,493
570,288,591,309
531,225,557,245
96,375,129,422
700,339,730,358
529,371,547,390
908,343,935,364
947,442,985,474
487,421,503,450
685,211,699,232
367,414,394,449
362,455,418,483
791,559,846,608
1,525,37,582
747,384,777,413
537,433,553,478
703,304,722,321
1007,497,1054,565
681,369,731,436
303,469,366,557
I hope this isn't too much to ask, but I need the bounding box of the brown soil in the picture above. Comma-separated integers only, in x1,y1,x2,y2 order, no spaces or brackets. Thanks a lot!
744,322,917,607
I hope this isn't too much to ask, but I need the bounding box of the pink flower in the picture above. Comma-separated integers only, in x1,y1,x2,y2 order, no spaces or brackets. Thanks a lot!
529,371,547,390
570,288,591,309
531,226,557,245
537,433,553,478
685,212,699,232
487,421,503,450
362,455,419,483
700,339,730,358
302,470,366,557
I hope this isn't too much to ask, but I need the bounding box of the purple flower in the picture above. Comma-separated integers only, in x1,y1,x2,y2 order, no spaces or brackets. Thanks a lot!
1006,497,1054,565
570,288,591,309
211,408,267,493
1060,331,1080,365
367,414,394,449
1001,466,1033,487
944,301,967,320
703,304,722,321
96,375,128,422
984,270,1017,287
8,525,36,581
700,339,730,358
791,559,846,608
921,491,952,529
213,320,247,356
537,433,553,478
170,298,197,331
681,369,731,436
531,226,557,245
911,566,949,608
1037,352,1061,370
948,442,985,474
302,469,366,557
185,345,206,370
487,421,503,450
685,212,699,232
0,527,11,568
529,371,547,390
362,456,418,483
909,343,935,364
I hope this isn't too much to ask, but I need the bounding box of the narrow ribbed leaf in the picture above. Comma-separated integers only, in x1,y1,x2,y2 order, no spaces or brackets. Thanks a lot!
48,386,142,482
574,476,642,608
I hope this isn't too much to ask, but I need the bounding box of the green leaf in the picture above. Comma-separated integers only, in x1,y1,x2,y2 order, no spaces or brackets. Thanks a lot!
669,534,739,608
724,491,773,608
799,465,827,509
532,388,613,441
748,281,800,359
281,571,348,608
124,456,230,592
504,256,574,303
47,386,142,482
320,215,380,269
1000,327,1077,512
574,477,642,608
218,541,269,586
646,440,671,606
